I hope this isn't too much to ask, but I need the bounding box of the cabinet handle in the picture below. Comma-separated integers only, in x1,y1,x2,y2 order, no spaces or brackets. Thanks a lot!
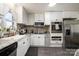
38,37,40,38
56,42,58,43
23,42,25,44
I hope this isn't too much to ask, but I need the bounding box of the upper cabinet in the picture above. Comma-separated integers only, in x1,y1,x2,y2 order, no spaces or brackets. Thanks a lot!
28,14,35,25
34,13,45,22
63,11,79,19
45,12,63,25
16,6,23,23
16,6,28,25
28,13,45,25
45,12,50,25
22,8,28,25
49,12,63,22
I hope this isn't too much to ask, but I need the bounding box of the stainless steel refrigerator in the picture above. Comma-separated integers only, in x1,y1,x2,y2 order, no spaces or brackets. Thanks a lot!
63,18,79,49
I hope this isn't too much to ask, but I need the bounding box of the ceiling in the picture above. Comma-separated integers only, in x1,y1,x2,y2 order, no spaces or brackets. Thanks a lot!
19,3,79,13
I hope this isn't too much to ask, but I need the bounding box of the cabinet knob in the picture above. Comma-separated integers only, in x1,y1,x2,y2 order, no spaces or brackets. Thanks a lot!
23,42,25,44
38,37,40,38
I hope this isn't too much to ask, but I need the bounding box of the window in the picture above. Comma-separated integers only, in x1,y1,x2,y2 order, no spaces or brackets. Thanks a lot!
3,11,13,28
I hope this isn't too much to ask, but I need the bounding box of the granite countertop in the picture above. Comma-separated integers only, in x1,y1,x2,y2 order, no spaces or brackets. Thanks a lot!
0,35,27,50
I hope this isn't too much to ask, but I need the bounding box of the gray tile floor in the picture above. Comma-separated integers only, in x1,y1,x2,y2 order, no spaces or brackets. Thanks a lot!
25,47,76,56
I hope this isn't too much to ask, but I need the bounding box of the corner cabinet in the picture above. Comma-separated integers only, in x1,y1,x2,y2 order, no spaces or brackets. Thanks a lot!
31,34,45,47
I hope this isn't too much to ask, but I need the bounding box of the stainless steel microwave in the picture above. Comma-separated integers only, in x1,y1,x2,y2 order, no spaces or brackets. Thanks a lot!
34,22,44,27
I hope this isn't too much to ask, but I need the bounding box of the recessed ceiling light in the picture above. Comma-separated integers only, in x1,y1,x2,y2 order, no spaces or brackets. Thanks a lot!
48,3,56,7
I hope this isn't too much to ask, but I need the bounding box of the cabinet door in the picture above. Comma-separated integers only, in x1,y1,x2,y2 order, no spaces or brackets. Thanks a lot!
16,6,23,23
37,35,45,46
17,38,26,56
35,13,44,22
17,37,29,56
45,12,50,25
30,35,34,45
45,12,63,24
31,35,45,46
63,12,79,18
31,35,38,46
26,37,30,49
28,14,35,25
50,12,63,22
17,46,26,56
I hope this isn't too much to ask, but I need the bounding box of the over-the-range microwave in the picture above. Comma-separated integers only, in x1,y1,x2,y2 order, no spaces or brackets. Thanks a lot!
34,22,44,27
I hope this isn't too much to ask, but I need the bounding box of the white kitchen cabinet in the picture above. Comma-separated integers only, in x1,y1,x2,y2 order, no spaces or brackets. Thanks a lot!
28,14,35,25
31,34,45,47
45,12,50,25
45,12,63,25
17,36,30,56
22,8,28,25
28,13,45,25
26,35,31,49
16,6,23,23
16,6,28,25
50,12,63,22
63,11,79,19
34,13,45,22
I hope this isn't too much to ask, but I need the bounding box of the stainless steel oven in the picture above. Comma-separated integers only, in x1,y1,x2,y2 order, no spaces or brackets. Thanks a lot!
51,22,62,33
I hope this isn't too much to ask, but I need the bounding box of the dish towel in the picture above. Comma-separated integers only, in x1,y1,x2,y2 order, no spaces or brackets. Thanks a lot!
55,24,59,30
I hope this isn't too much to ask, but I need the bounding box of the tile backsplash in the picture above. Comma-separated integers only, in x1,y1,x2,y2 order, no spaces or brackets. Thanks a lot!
17,23,50,34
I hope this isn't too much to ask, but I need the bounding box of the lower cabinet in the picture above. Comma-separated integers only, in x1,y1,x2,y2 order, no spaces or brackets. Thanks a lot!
17,36,30,56
31,34,45,47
